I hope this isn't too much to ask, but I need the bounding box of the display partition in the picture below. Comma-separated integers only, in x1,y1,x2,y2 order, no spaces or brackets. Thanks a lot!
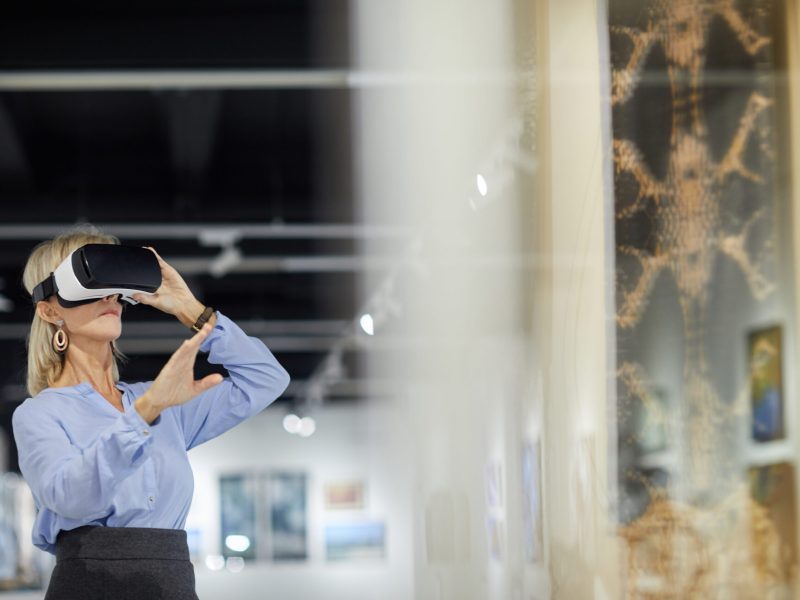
529,0,622,597
607,0,800,596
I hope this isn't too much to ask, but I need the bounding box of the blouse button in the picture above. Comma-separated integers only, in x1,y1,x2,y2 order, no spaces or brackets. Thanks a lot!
148,496,155,503
143,429,150,436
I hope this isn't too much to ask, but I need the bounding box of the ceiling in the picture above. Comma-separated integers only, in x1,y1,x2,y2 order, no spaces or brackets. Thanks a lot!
0,1,396,469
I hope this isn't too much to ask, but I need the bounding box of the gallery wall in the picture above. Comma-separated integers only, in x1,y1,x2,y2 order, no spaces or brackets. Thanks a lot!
187,400,414,600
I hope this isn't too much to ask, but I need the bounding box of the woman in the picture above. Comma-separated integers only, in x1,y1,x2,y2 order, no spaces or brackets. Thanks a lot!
12,226,290,599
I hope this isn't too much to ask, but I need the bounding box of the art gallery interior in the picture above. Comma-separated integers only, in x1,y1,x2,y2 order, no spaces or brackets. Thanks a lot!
0,0,799,598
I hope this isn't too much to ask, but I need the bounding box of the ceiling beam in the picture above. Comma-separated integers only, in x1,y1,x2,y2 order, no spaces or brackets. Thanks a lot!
168,254,396,274
0,222,410,240
0,70,350,91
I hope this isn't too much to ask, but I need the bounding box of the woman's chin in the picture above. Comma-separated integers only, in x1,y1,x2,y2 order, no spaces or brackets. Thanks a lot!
85,324,122,343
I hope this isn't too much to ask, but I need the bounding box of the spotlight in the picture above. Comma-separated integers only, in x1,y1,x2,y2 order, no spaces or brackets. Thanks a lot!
298,417,316,438
225,535,251,553
360,313,375,336
476,173,488,197
205,555,225,571
283,414,301,434
226,556,245,573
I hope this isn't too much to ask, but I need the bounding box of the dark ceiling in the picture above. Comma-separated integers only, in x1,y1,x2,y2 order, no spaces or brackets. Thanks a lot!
0,1,387,470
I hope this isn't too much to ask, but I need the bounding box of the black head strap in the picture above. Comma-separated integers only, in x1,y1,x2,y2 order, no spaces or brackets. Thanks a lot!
32,273,56,303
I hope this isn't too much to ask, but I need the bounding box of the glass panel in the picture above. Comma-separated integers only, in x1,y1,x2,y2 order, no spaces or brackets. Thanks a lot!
219,474,257,560
609,0,797,595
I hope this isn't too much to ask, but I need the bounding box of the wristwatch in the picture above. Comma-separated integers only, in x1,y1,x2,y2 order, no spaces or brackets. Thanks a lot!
191,306,215,332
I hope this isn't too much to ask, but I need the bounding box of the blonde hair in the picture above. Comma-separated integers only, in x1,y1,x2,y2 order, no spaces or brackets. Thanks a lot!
22,225,126,397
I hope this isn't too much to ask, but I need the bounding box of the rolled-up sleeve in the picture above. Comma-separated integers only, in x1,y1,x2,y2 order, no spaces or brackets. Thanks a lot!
12,405,154,521
177,312,290,450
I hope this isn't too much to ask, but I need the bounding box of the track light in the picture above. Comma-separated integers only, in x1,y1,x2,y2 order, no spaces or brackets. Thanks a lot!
360,313,375,335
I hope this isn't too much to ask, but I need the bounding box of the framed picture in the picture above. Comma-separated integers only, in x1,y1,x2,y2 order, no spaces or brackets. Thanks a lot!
748,325,784,442
485,461,503,510
220,474,257,559
324,482,365,510
264,472,307,561
485,516,505,562
521,441,543,563
748,462,796,582
325,521,386,561
220,471,307,562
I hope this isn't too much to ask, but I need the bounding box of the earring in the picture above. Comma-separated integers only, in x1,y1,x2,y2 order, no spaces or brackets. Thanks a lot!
52,320,69,354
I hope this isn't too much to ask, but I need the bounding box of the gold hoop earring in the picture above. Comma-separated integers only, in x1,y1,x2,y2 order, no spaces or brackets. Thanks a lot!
52,320,69,354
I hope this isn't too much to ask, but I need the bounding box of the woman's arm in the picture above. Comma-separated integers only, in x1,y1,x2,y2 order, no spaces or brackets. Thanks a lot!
176,312,290,450
12,404,153,520
14,322,220,520
130,247,290,449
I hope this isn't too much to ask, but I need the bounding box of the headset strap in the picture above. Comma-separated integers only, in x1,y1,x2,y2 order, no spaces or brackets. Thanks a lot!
32,273,56,303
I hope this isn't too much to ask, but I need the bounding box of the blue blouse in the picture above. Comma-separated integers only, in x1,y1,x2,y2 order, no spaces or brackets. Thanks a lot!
12,312,290,554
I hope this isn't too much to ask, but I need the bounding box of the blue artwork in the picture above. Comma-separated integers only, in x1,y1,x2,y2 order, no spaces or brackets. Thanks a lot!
521,441,543,563
749,326,784,442
220,475,257,559
325,521,385,561
267,472,307,560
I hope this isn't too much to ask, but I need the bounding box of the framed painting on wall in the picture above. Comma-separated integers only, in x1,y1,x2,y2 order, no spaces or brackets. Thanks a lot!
521,441,543,563
748,325,784,442
264,472,307,561
325,521,386,561
220,474,257,560
324,482,365,510
748,462,796,582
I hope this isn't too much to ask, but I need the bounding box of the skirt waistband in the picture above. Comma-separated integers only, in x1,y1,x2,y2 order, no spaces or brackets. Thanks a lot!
56,526,190,562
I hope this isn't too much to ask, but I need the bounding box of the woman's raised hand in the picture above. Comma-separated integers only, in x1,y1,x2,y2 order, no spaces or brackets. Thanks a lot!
132,247,210,329
134,323,223,424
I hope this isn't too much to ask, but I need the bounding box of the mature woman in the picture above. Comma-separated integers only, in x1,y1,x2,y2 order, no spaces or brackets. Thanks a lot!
12,227,290,599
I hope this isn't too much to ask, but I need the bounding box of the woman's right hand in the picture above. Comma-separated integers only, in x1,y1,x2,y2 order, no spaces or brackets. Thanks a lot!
134,323,224,424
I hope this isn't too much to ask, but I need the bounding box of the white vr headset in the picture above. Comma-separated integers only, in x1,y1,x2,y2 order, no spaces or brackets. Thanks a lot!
32,244,162,307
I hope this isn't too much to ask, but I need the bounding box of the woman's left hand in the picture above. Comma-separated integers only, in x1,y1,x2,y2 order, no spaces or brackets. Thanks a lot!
132,247,208,328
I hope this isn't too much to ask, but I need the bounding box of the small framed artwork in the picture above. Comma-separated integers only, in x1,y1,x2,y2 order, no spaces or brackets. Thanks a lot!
748,462,796,582
485,516,505,562
264,472,307,561
220,474,257,560
748,325,784,442
521,441,543,563
325,521,386,561
324,482,365,510
485,462,504,510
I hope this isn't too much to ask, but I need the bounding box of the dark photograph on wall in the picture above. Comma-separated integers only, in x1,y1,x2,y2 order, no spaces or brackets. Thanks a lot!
265,472,308,561
220,474,258,560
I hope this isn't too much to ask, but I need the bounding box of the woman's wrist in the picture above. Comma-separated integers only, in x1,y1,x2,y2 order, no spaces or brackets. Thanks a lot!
134,392,161,425
176,298,207,328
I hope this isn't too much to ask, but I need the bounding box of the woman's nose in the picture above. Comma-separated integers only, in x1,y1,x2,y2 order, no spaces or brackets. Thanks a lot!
102,294,121,303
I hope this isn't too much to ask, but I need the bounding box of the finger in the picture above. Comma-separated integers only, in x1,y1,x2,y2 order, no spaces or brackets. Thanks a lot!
143,246,172,269
183,322,213,350
193,373,224,395
167,325,212,366
131,293,157,305
143,245,162,260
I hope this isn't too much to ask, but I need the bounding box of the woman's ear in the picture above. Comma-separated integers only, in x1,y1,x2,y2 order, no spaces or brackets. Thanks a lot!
36,300,61,325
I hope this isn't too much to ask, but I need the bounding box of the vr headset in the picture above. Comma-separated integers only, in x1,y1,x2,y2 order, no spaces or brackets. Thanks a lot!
32,244,162,307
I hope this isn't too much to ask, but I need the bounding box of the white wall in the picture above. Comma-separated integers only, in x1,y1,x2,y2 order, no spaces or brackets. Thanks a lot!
188,400,414,600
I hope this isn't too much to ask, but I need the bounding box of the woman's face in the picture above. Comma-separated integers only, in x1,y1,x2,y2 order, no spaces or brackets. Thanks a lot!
47,294,123,344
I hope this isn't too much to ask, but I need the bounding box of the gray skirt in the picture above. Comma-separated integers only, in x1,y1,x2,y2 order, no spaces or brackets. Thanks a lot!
46,526,199,600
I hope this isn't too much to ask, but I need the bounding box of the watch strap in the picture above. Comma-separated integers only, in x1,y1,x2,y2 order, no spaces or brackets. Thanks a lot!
191,306,214,332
